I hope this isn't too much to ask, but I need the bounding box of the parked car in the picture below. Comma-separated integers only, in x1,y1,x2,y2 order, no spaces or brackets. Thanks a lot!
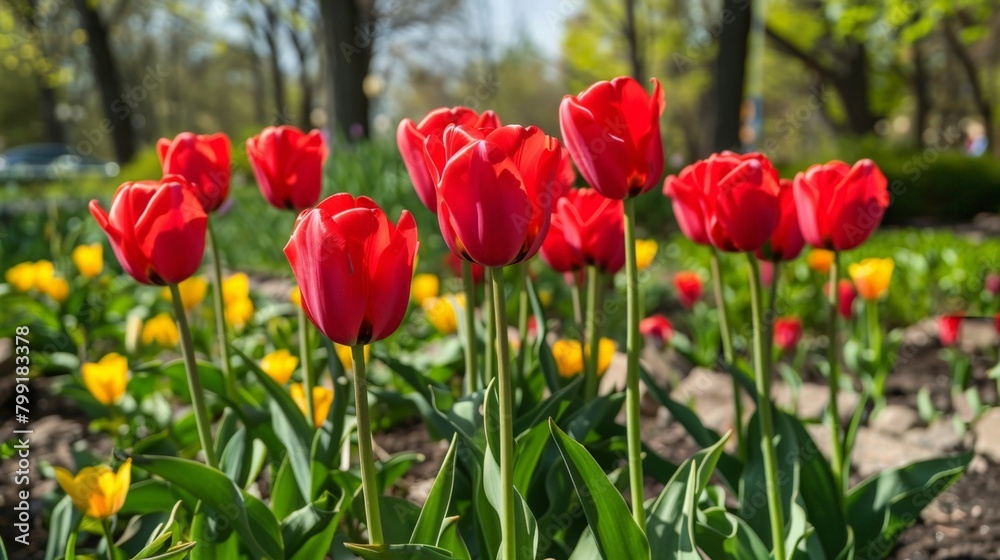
0,144,119,182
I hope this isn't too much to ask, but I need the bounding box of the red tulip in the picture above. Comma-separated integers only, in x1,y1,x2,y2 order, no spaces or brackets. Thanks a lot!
664,151,781,252
793,159,889,251
773,317,802,353
445,252,484,285
246,126,327,210
397,107,500,212
560,76,665,199
426,125,561,267
640,314,673,346
832,279,857,319
938,314,963,347
157,132,231,212
985,273,1000,296
284,194,418,346
757,179,805,261
89,176,207,285
674,271,703,309
540,188,625,275
994,312,1000,336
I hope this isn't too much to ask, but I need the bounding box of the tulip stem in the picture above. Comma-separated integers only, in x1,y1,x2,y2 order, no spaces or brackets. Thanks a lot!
298,306,315,426
710,249,743,458
101,518,116,560
765,262,781,380
169,283,216,468
484,268,496,385
584,265,603,400
489,267,517,560
747,255,786,559
515,263,531,382
352,343,383,545
207,222,237,400
623,198,646,532
867,301,886,403
828,252,845,493
462,261,479,394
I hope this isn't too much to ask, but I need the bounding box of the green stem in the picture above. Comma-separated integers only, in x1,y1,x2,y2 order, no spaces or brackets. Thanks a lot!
462,261,479,394
484,269,496,385
868,300,885,400
169,283,217,468
206,221,236,399
584,265,603,400
765,262,781,382
827,252,845,493
101,519,115,560
515,263,530,382
489,267,517,560
352,344,383,545
298,305,315,425
570,274,588,374
623,198,646,532
747,255,786,559
67,526,79,559
710,249,743,457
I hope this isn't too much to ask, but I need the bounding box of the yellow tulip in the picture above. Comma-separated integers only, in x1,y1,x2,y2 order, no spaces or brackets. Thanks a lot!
222,273,250,304
551,338,616,379
225,297,254,329
335,343,370,371
290,383,334,428
260,349,298,385
142,313,179,347
538,289,553,309
410,273,440,306
807,249,835,275
849,258,894,302
72,244,104,278
422,294,466,334
5,262,37,291
54,459,131,519
290,286,302,308
82,353,128,405
161,276,208,311
43,277,69,303
32,260,55,290
635,239,658,271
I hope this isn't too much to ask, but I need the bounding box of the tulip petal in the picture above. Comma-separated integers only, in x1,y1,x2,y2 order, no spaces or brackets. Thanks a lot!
134,182,207,285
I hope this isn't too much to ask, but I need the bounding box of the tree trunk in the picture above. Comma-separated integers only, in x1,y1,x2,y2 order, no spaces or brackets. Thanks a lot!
321,0,372,141
72,0,136,162
912,38,930,147
622,0,644,81
711,0,751,151
263,5,287,124
943,19,993,149
287,25,314,130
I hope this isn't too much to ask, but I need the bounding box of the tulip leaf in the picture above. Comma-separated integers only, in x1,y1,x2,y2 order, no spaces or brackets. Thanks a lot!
160,359,228,401
43,496,79,560
526,278,561,393
846,452,971,559
646,431,730,558
694,506,769,560
410,434,459,546
639,367,743,490
513,376,582,436
119,480,182,516
377,452,425,493
549,419,651,560
436,516,472,560
282,491,344,560
190,500,239,560
129,453,282,560
233,344,314,502
344,543,455,559
513,421,551,495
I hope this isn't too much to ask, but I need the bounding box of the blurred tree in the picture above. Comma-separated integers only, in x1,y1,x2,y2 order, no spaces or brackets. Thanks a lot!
3,0,64,143
72,0,137,162
712,0,751,152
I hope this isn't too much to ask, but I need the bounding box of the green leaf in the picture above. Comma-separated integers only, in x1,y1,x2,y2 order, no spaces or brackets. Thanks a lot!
378,452,425,493
549,419,650,560
647,431,730,557
435,516,472,560
410,434,459,545
130,453,282,560
695,506,769,559
282,491,344,560
234,344,314,502
526,278,561,393
345,543,455,559
43,496,79,560
739,411,798,550
513,421,550,495
161,359,228,400
639,366,742,490
189,501,239,560
847,452,971,559
271,456,307,521
120,480,182,516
